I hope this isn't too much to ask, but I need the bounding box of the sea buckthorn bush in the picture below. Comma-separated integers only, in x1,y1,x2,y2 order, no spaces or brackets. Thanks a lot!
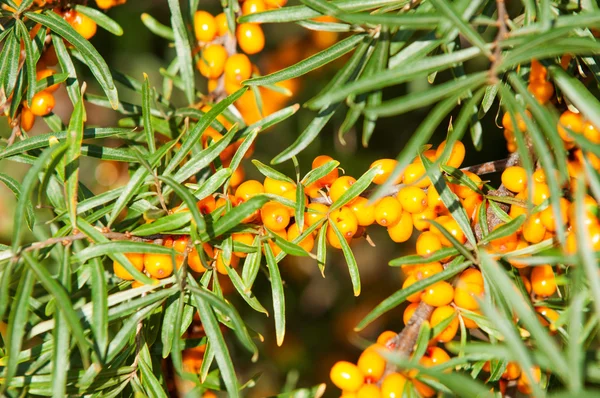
1,0,600,397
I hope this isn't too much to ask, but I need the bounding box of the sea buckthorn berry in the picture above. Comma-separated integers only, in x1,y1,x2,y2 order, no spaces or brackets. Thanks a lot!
265,0,287,7
113,253,144,280
20,106,35,131
237,23,265,55
230,166,245,188
188,244,213,273
416,232,443,257
422,346,451,366
427,185,448,214
261,201,291,231
224,53,252,83
522,213,546,244
532,168,546,183
521,274,532,294
330,361,364,392
232,233,255,257
584,122,600,143
370,158,401,185
460,268,484,286
242,0,266,15
304,182,322,198
235,180,264,202
412,207,437,231
263,177,295,196
528,80,554,104
287,222,315,252
357,384,382,398
536,306,560,331
501,166,528,193
403,162,431,188
462,194,483,221
540,197,569,232
64,10,97,40
30,91,55,116
374,197,402,227
531,182,550,206
403,302,419,325
329,207,359,240
502,362,522,380
144,253,174,279
305,203,328,227
380,372,407,398
431,217,466,246
348,197,376,226
489,223,519,253
436,140,465,168
531,265,557,297
267,229,287,257
517,366,541,395
377,330,397,346
194,11,217,42
357,345,386,383
453,281,484,310
557,110,583,144
215,250,239,275
530,59,547,81
502,110,530,132
397,186,427,214
460,311,481,329
387,211,414,243
413,262,443,280
413,149,437,164
197,44,228,79
215,13,229,36
330,176,356,203
402,274,422,303
36,69,59,92
567,195,599,228
451,171,482,199
430,305,459,342
421,281,454,307
197,195,216,215
312,155,339,187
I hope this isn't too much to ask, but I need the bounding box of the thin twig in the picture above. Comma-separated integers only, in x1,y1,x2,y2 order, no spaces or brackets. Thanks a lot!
489,0,509,83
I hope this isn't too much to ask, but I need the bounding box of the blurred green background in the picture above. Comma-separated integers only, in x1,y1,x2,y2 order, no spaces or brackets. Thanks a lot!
0,1,507,396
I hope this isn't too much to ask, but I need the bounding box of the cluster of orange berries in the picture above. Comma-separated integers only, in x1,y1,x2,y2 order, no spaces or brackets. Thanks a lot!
95,0,127,10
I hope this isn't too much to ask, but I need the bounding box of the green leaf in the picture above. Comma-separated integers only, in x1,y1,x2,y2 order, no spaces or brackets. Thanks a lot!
191,168,232,200
225,265,269,315
338,12,443,28
26,11,119,109
252,160,296,183
132,212,192,236
35,72,69,93
65,92,86,229
329,221,361,296
389,247,459,266
211,195,270,238
50,32,81,104
15,20,37,105
52,246,71,398
167,0,195,104
89,257,108,359
355,260,470,331
264,241,286,346
142,74,156,153
479,215,525,245
330,167,379,211
75,5,123,36
73,241,174,264
242,236,263,289
0,173,35,231
268,229,310,257
0,31,19,98
161,294,179,358
244,34,366,86
300,0,343,15
302,160,339,186
159,176,208,239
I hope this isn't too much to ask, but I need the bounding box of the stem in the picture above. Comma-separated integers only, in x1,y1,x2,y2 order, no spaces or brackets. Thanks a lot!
489,0,509,83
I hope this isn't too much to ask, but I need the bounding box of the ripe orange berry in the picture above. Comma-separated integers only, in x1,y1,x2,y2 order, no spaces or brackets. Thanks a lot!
287,222,315,252
387,211,414,243
460,268,484,286
357,345,386,383
144,253,174,279
502,362,522,380
370,158,401,185
421,281,454,307
380,373,407,398
242,0,266,15
557,110,583,144
329,207,359,241
267,228,287,257
451,171,482,199
197,44,228,79
36,68,59,92
530,59,547,82
431,217,466,246
357,384,382,398
20,106,35,131
30,91,55,116
430,305,458,342
224,53,252,83
113,253,144,280
422,346,451,367
374,197,402,227
397,186,427,214
403,162,430,188
531,265,557,297
531,182,550,206
194,11,217,42
232,232,255,258
540,197,569,232
584,122,600,143
261,201,291,231
502,110,530,132
416,231,443,257
453,280,484,310
528,80,554,104
536,306,560,331
330,361,364,392
188,243,212,273
460,311,481,329
501,166,528,193
522,213,546,244
517,366,541,395
348,196,376,226
312,155,339,187
64,10,97,40
489,223,519,253
305,202,328,227
235,180,265,202
412,207,437,231
265,0,287,7
197,195,216,215
215,250,239,275
236,23,265,55
329,176,356,203
377,331,397,346
413,262,443,280
403,302,419,325
215,13,229,36
436,140,465,168
402,274,423,303
230,166,245,188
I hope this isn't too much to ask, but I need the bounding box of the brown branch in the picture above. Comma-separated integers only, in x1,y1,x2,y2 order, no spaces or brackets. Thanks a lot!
489,0,509,83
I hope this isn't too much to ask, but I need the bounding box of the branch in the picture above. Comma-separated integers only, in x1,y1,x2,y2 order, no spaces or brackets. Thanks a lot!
489,0,508,83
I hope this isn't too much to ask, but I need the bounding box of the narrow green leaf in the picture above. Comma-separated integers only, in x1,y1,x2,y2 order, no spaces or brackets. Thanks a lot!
0,173,35,231
211,195,270,238
52,246,71,398
75,4,124,36
65,93,86,229
51,32,80,104
269,229,310,257
167,0,195,104
330,221,361,296
252,160,296,183
132,212,192,236
15,20,37,105
89,257,108,359
0,32,19,98
479,215,526,245
264,241,286,346
331,167,379,211
389,247,459,266
142,74,156,153
159,176,207,238
161,294,179,358
73,241,175,264
242,236,263,289
302,160,339,186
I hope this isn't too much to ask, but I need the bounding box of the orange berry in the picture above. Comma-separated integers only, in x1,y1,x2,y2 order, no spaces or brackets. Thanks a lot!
584,122,600,144
436,140,465,168
144,253,174,279
451,171,482,199
265,0,287,7
197,44,227,79
521,274,532,294
536,306,560,331
348,196,376,226
36,68,59,92
453,280,484,310
194,11,217,42
236,23,265,55
412,207,437,231
224,53,252,83
422,346,451,367
305,202,328,227
502,362,522,380
430,305,458,342
188,243,212,273
215,13,229,36
113,253,144,280
232,232,255,258
64,10,97,40
287,222,315,252
416,231,442,257
235,180,264,202
387,211,413,243
528,80,554,104
380,373,407,398
397,186,427,214
403,162,431,188
421,281,454,307
215,250,239,275
489,223,519,253
357,345,386,383
532,168,546,183
460,268,484,286
370,158,401,185
522,213,546,244
377,331,397,346
501,166,528,193
530,59,547,82
375,197,402,227
531,265,557,297
242,0,266,15
330,361,364,392
413,262,443,280
403,302,419,325
230,166,245,188
460,311,481,329
402,274,422,303
20,106,35,131
30,91,55,116
357,384,382,398
312,155,339,187
557,110,584,144
304,182,322,198
267,228,287,257
502,110,530,132
431,217,466,246
329,176,356,203
517,366,541,395
261,201,291,231
531,182,550,206
329,207,359,241
540,197,569,232
197,195,216,215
